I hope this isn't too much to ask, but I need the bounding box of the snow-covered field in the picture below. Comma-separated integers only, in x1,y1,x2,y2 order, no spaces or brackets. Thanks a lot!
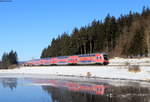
0,58,150,81
109,57,150,65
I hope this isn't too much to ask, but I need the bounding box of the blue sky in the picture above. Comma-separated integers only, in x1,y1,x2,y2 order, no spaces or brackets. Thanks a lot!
0,0,150,61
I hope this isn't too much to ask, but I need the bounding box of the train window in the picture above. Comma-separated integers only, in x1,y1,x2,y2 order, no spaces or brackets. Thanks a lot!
57,56,68,59
96,56,101,59
79,54,95,57
68,59,78,61
59,61,66,63
52,60,57,62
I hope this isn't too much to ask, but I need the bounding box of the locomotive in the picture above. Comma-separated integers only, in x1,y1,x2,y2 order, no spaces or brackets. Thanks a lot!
23,53,109,66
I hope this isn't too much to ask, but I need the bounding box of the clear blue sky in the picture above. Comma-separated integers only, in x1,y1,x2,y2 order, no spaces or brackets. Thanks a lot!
0,0,150,61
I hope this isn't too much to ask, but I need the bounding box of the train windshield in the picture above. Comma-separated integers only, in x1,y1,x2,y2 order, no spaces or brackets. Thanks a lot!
103,54,109,60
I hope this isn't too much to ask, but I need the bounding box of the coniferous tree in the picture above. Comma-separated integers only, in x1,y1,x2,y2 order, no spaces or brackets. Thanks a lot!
41,7,150,58
1,51,18,69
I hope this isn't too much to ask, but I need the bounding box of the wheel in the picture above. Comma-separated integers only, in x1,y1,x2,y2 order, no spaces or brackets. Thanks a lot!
103,62,109,65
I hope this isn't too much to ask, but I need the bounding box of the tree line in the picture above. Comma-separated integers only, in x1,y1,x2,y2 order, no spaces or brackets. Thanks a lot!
41,7,150,58
0,50,18,69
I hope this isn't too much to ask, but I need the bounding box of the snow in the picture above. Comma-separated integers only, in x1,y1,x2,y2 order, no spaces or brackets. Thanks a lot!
0,57,150,81
109,57,150,65
0,65,149,81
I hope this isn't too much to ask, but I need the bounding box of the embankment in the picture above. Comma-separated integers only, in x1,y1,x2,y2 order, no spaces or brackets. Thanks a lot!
0,65,150,81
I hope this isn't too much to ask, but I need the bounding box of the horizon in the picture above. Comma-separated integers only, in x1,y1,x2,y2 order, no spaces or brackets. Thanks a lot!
0,0,150,61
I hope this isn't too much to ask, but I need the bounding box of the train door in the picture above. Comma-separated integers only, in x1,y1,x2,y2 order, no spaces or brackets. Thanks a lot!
67,56,78,64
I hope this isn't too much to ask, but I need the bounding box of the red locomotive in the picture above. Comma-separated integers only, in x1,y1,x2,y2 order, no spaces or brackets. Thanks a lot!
23,53,109,66
34,79,107,95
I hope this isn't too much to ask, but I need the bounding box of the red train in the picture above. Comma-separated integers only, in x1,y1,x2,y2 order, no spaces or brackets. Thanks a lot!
34,79,107,95
23,53,109,66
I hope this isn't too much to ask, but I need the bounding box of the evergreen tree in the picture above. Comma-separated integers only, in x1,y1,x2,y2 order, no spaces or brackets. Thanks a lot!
1,51,18,69
41,7,150,58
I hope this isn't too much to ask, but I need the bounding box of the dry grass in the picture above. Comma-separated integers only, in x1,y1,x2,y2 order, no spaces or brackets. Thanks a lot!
86,72,92,77
125,62,130,66
128,65,141,73
8,64,18,69
145,60,150,63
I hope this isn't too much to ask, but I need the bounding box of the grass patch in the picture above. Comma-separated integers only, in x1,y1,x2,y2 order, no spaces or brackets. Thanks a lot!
128,65,141,73
86,72,92,77
125,62,130,66
8,64,18,69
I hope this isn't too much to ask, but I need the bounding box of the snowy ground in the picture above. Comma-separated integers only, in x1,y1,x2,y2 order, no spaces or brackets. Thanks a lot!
0,58,150,81
109,57,150,65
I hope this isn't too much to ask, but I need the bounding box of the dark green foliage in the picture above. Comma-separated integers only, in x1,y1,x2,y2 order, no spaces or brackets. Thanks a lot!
0,50,18,69
41,7,150,58
0,62,2,68
128,27,146,56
